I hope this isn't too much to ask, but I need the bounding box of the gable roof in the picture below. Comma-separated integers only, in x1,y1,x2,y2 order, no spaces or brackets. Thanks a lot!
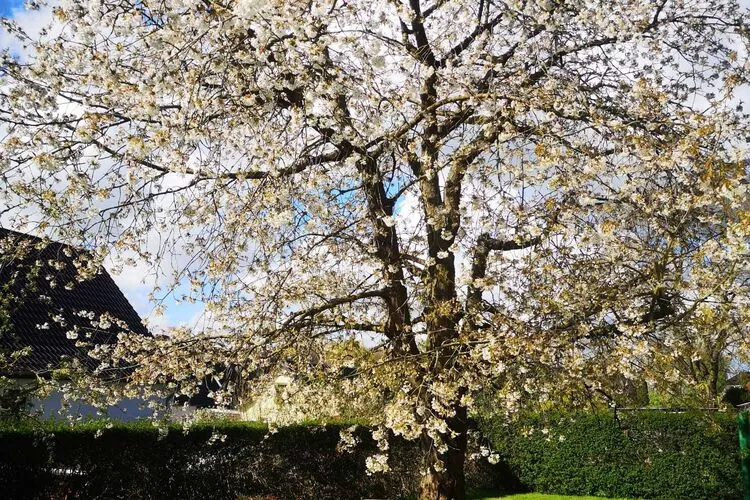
0,228,148,376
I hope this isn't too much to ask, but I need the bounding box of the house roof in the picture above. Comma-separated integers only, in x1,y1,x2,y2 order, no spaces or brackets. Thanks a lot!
0,228,148,376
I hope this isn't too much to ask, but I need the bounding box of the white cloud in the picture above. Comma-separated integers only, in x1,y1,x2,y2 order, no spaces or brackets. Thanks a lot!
0,2,57,59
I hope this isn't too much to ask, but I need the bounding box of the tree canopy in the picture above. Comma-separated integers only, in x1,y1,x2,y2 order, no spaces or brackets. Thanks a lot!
1,0,749,497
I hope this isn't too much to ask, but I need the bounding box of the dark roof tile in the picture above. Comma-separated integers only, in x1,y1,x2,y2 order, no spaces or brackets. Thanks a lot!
0,228,149,375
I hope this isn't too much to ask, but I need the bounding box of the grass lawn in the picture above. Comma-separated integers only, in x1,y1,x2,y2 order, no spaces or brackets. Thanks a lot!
476,494,631,500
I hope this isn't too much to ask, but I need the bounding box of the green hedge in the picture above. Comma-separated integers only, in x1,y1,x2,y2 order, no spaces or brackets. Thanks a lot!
482,410,741,500
0,419,502,499
0,412,742,499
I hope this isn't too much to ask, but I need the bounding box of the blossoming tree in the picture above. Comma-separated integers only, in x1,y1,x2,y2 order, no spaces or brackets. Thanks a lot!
2,0,750,497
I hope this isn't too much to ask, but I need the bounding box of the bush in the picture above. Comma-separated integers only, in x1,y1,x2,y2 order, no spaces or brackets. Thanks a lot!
1,411,741,499
0,419,502,499
481,410,741,500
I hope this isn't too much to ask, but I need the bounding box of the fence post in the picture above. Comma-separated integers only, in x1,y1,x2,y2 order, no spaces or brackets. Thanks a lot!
738,411,750,500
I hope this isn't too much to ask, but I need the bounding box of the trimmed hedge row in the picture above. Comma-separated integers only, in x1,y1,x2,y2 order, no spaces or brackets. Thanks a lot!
483,410,741,500
0,420,502,499
0,411,742,499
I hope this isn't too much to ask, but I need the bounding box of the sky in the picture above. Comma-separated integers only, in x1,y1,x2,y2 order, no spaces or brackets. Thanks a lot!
0,0,20,17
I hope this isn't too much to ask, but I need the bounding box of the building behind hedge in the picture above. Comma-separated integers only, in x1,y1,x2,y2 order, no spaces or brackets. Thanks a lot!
0,228,157,420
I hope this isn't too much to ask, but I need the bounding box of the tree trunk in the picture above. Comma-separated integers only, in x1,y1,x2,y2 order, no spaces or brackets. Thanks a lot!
418,405,468,500
708,357,719,403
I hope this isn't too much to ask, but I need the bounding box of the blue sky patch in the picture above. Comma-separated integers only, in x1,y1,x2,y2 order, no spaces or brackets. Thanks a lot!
0,0,23,18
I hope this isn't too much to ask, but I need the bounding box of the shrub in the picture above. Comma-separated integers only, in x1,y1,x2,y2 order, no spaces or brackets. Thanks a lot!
0,419,502,499
1,411,741,499
481,410,741,500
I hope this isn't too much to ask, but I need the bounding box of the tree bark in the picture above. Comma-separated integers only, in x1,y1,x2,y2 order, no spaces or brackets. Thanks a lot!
418,404,468,500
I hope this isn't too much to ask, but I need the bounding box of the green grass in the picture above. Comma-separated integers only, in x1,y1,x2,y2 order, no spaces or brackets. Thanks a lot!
478,494,631,500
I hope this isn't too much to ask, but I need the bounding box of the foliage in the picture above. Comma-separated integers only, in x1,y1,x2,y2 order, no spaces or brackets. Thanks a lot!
0,419,503,500
482,411,740,500
0,255,39,421
0,380,36,419
1,0,750,496
478,495,628,500
0,412,741,499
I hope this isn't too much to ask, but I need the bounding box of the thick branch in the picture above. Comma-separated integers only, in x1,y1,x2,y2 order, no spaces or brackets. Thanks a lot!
90,136,352,181
466,234,542,311
358,156,419,355
407,0,438,67
438,12,505,67
282,288,390,329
